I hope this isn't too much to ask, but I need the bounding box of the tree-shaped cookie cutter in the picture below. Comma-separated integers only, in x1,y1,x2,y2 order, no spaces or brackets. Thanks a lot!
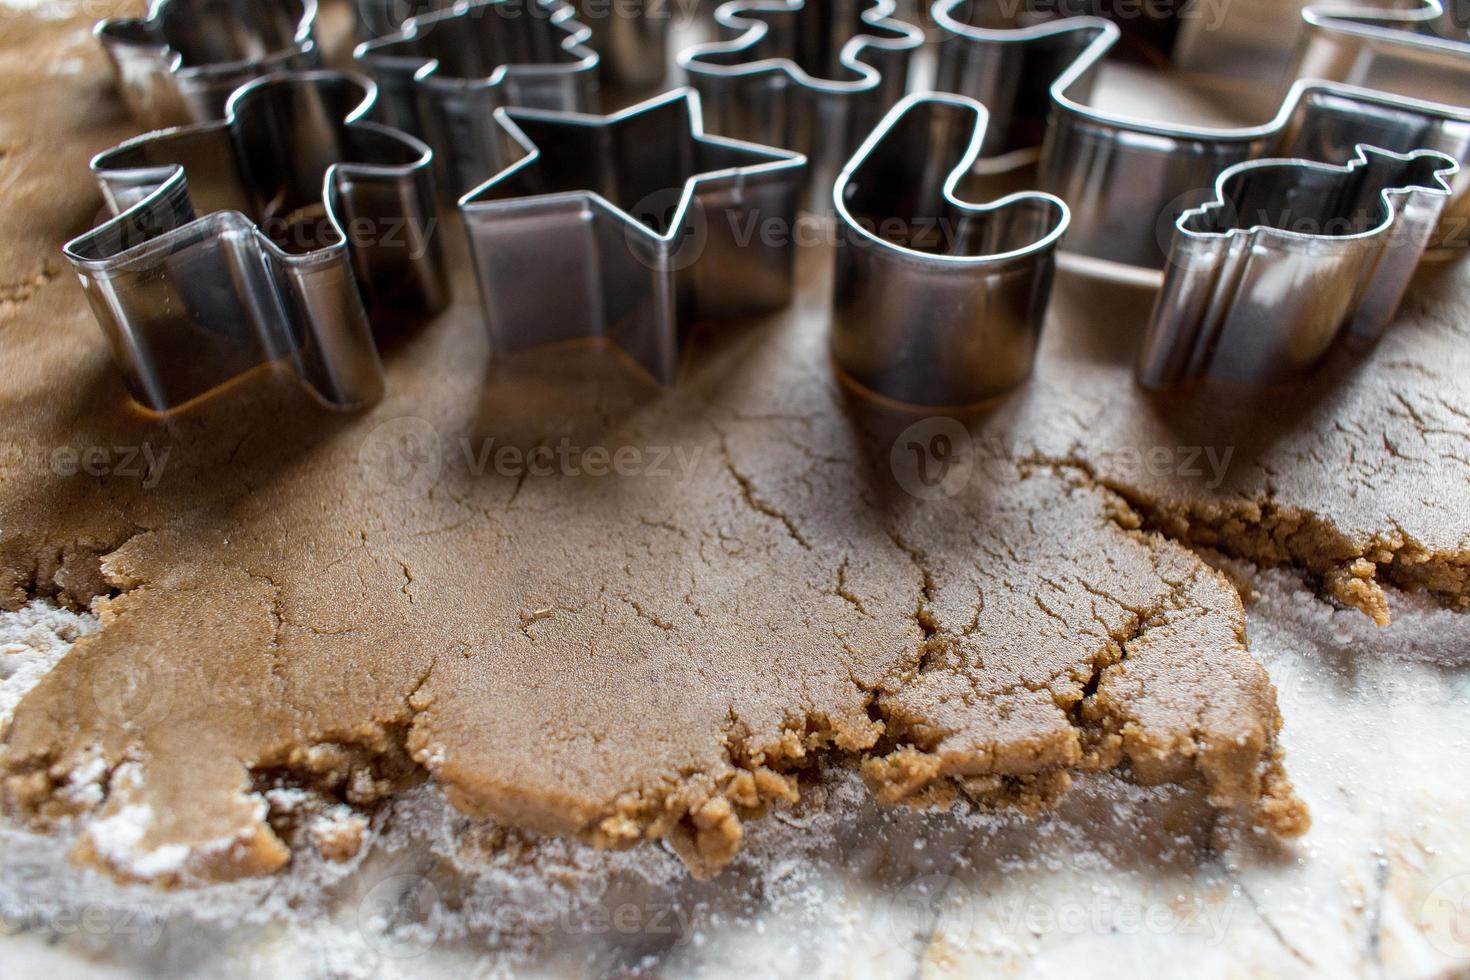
96,0,320,128
353,0,672,92
1138,146,1460,388
932,0,1470,272
830,92,1070,407
354,0,600,196
459,88,805,384
679,0,923,209
64,71,449,414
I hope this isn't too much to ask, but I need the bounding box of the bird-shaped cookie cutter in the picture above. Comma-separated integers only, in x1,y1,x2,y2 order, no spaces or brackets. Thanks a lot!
1138,145,1460,388
459,88,805,384
931,0,1470,272
831,92,1070,407
96,0,320,129
64,71,449,414
678,0,923,210
353,0,600,196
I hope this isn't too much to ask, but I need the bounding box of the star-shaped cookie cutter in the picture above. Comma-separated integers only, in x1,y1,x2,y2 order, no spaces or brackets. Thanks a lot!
830,92,1070,407
96,0,320,129
459,88,805,383
931,0,1470,272
1138,145,1459,388
678,0,923,209
354,0,600,196
63,71,450,414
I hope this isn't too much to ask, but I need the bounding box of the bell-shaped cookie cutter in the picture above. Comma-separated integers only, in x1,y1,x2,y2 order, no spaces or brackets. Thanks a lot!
831,92,1070,407
1137,145,1459,388
96,0,320,129
931,0,1470,272
354,0,600,196
459,88,805,383
63,71,449,414
679,0,923,209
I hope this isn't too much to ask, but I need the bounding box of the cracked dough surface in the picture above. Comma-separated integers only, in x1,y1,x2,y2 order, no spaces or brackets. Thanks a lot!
2,6,1466,884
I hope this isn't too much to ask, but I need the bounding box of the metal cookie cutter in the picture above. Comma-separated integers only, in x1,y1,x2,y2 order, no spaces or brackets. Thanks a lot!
354,0,600,196
831,92,1070,406
353,0,672,92
931,0,1470,271
1298,0,1469,101
97,0,319,129
1137,145,1459,388
565,0,673,92
63,71,449,414
679,0,924,209
459,88,805,383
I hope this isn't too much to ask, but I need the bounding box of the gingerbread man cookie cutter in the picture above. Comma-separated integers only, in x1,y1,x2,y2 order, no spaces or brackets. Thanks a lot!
678,0,924,209
64,71,449,414
96,0,320,129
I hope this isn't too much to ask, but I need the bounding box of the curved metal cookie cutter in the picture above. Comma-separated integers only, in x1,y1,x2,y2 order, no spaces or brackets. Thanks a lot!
831,92,1070,406
679,0,923,209
353,0,672,92
96,0,319,129
459,88,805,383
354,0,599,196
1298,0,1468,98
932,0,1470,271
1138,145,1459,388
63,71,449,414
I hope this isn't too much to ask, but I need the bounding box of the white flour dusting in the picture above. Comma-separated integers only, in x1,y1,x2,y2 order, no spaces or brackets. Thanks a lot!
0,565,1467,978
0,600,96,730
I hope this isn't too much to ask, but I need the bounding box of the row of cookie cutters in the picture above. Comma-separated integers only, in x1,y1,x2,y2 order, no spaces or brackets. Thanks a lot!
99,0,673,136
829,0,1470,401
71,0,1470,412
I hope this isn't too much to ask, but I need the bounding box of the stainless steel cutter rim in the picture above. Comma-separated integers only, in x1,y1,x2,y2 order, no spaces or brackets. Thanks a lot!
678,0,925,96
1302,0,1469,57
458,86,807,245
1174,143,1461,246
833,91,1071,266
64,70,436,273
353,0,598,95
94,0,319,86
935,0,1470,147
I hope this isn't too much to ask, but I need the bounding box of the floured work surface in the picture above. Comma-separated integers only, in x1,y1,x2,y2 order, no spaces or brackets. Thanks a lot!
1,8,1467,887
